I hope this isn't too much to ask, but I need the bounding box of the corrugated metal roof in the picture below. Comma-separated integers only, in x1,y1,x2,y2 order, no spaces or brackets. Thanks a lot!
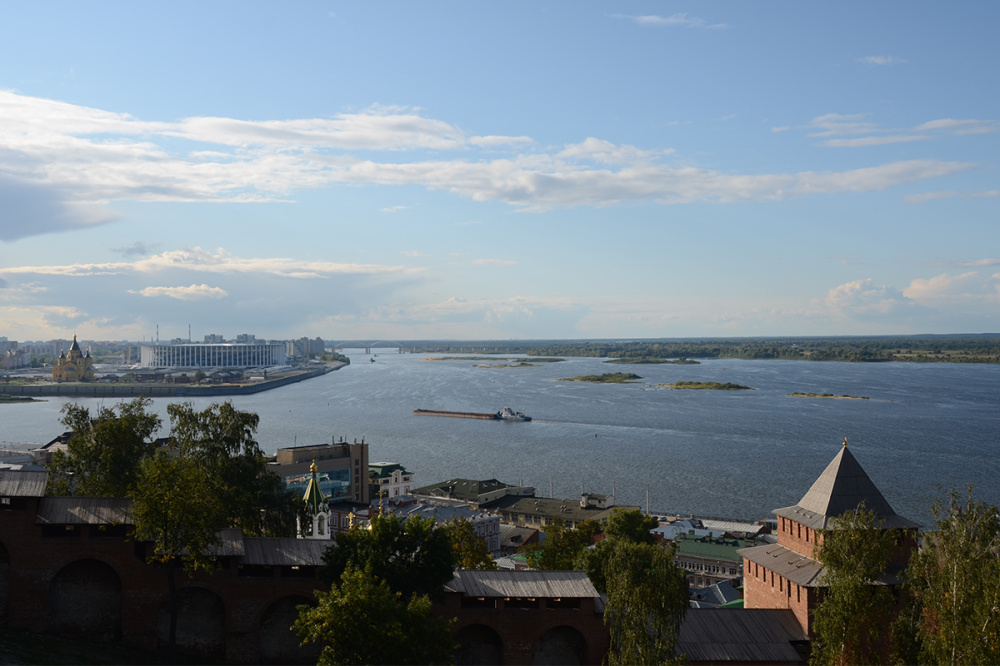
739,543,824,588
677,608,806,663
241,537,329,566
700,519,764,536
0,470,48,497
209,527,246,557
36,497,132,524
445,570,598,599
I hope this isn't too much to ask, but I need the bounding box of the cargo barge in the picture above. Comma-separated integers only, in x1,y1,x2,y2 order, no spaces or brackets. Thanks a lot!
414,407,531,421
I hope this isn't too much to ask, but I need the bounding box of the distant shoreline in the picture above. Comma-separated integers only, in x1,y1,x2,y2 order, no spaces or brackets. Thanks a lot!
0,362,344,399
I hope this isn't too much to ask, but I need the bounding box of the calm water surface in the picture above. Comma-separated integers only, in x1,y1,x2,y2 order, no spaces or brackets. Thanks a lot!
3,352,998,525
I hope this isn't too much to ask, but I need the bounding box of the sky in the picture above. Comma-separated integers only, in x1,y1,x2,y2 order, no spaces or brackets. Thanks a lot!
1,2,998,343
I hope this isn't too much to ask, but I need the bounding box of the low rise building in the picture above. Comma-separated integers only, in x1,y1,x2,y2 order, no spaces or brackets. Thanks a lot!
480,493,638,529
412,478,535,505
672,534,754,588
369,462,414,500
270,439,369,505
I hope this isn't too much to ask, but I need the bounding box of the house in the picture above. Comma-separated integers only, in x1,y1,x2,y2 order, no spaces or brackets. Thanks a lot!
369,461,414,500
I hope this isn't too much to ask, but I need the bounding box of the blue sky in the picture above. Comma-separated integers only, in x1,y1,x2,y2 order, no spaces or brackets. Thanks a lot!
1,2,998,342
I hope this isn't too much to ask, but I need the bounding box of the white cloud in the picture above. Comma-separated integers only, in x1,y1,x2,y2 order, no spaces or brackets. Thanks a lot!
823,278,914,318
903,190,1000,204
914,118,996,135
857,56,907,66
380,205,409,213
471,259,517,267
807,113,880,137
770,126,790,133
903,271,993,303
823,135,928,148
0,90,980,232
557,138,661,165
615,13,726,29
129,284,229,300
0,247,413,280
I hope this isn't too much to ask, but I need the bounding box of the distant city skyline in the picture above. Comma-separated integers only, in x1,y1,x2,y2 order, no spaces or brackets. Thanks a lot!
1,3,998,341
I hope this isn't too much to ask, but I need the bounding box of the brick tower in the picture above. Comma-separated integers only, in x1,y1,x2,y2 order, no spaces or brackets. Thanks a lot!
739,440,919,636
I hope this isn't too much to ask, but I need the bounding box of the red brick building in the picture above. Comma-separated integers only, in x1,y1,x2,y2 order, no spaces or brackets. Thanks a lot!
739,442,919,637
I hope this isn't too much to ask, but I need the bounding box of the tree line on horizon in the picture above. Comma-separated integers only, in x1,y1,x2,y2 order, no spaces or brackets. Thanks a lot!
406,335,1000,363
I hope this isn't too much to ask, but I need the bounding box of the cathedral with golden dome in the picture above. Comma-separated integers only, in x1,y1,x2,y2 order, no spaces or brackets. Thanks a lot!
52,335,95,383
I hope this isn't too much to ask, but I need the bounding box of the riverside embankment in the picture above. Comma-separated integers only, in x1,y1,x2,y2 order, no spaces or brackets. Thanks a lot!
0,362,344,399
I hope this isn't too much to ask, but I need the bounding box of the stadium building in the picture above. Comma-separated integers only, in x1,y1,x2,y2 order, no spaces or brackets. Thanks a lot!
138,342,286,368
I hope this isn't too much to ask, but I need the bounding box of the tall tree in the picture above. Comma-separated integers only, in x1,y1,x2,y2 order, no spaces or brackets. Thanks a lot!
130,451,226,658
166,401,298,536
902,488,1000,665
810,506,897,666
604,540,688,665
441,517,497,570
321,513,456,601
295,564,456,666
520,518,599,571
47,397,162,496
579,508,658,592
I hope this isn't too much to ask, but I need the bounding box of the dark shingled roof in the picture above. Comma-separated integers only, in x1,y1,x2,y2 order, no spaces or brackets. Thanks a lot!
773,444,920,531
677,608,807,663
0,470,48,497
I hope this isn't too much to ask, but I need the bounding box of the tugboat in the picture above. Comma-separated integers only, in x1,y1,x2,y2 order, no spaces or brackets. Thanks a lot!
496,407,531,421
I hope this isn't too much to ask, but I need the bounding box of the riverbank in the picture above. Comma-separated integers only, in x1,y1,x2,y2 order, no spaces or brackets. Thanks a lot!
0,362,344,399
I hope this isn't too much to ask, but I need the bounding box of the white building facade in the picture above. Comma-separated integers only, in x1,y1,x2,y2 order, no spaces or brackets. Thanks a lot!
138,342,286,368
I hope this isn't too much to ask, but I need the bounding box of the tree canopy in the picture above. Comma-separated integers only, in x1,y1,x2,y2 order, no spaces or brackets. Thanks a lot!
604,539,688,665
899,488,1000,665
47,397,162,496
810,505,897,666
166,401,298,537
320,513,456,601
520,518,599,571
295,564,455,666
578,508,658,593
441,517,497,571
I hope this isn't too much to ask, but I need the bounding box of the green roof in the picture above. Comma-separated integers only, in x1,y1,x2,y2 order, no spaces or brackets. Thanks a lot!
674,536,756,564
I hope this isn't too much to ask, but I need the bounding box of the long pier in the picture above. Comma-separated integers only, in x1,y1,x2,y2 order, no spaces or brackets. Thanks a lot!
413,409,499,420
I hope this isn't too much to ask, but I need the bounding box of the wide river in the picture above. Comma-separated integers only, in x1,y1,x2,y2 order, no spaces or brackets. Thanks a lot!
3,352,998,526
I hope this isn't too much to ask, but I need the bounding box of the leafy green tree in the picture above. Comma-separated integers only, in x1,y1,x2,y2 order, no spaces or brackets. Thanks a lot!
295,564,455,665
579,508,658,592
441,517,497,570
130,451,226,658
520,518,599,570
604,540,688,665
321,513,456,601
810,506,897,666
166,401,298,536
902,488,1000,665
47,397,162,496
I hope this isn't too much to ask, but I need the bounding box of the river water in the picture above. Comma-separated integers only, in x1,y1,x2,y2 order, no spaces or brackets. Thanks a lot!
3,352,998,525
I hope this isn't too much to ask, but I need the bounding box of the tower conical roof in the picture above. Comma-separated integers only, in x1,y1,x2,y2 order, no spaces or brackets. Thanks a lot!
302,461,327,516
70,335,81,352
774,441,919,530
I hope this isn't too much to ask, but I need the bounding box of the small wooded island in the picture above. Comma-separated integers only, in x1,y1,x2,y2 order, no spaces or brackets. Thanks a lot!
605,357,700,365
788,392,869,400
558,373,642,383
659,381,754,390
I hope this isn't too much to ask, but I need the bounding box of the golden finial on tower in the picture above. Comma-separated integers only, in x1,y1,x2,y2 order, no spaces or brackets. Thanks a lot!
843,437,848,448
310,459,318,472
